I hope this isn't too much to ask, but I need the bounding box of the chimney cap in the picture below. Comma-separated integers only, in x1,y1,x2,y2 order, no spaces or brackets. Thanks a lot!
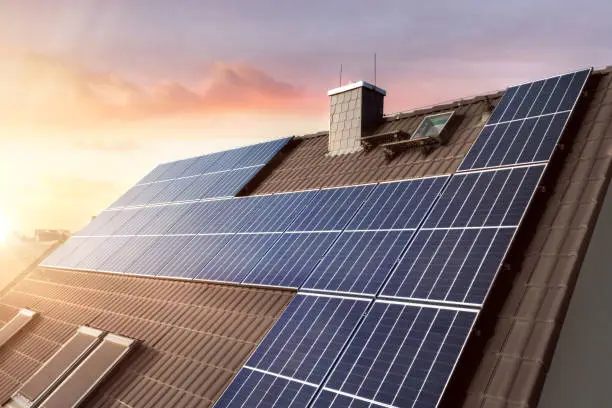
328,80,386,97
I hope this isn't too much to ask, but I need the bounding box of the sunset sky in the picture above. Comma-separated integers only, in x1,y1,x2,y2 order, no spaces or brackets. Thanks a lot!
1,0,611,234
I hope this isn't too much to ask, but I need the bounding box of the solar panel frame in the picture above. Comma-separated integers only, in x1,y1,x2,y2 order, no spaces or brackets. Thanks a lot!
242,231,340,288
245,293,371,385
458,68,591,171
214,368,317,408
319,301,477,408
301,230,415,296
345,176,449,231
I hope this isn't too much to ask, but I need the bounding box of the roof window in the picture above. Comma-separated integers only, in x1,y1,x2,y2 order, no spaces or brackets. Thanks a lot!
0,309,36,349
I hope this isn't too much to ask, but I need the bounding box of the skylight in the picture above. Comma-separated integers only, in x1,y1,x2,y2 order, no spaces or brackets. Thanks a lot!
411,111,454,140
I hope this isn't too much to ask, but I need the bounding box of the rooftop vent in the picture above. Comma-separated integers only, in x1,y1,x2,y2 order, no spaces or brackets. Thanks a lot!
327,81,386,156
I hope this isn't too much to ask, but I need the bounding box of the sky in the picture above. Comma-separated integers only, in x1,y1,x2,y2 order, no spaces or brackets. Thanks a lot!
0,0,611,234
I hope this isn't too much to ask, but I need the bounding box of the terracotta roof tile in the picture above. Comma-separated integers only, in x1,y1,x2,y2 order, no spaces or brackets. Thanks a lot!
0,268,293,407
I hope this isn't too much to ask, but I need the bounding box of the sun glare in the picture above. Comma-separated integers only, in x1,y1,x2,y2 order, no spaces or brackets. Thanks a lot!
0,212,11,243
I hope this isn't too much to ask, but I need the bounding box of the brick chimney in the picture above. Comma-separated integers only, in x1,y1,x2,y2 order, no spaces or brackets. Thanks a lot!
327,81,386,156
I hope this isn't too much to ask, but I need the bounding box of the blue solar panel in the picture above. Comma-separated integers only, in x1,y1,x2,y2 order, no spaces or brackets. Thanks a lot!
215,368,316,408
287,185,375,232
165,200,231,235
113,206,166,235
246,294,370,385
197,233,281,282
56,237,107,269
424,165,544,229
202,166,263,198
179,151,226,178
97,236,159,273
74,210,118,236
346,177,448,231
75,236,129,271
126,235,193,276
321,301,476,408
148,176,199,204
311,390,378,407
459,68,590,171
128,181,171,207
243,232,339,288
108,184,147,208
137,162,173,184
381,227,515,305
302,230,414,296
201,196,265,234
137,204,193,235
158,234,232,279
40,236,86,267
241,191,318,233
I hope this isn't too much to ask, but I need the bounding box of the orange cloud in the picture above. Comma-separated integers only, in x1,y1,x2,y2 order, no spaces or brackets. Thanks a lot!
0,46,322,128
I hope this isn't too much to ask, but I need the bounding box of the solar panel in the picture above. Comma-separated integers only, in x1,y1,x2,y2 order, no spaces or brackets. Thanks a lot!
241,191,318,233
137,203,193,235
113,206,167,235
157,234,232,279
203,165,263,198
73,210,118,236
424,165,544,229
346,177,448,231
202,196,265,234
147,176,199,204
165,200,231,235
94,209,138,236
75,236,130,271
96,236,160,273
243,232,340,288
246,294,370,384
302,230,414,296
40,237,86,267
196,233,281,282
215,368,316,408
126,235,193,276
319,301,476,408
287,185,375,232
58,237,107,269
381,227,515,305
459,68,590,171
179,151,226,178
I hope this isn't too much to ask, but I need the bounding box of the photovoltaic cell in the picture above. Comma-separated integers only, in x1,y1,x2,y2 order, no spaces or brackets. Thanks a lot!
287,185,375,232
346,177,448,231
424,165,544,229
137,203,193,235
148,176,199,204
75,236,130,271
201,196,264,234
241,191,318,233
40,237,85,267
127,180,170,207
459,68,590,171
246,294,370,385
381,227,515,305
302,230,414,296
127,235,193,276
96,236,159,273
203,166,263,198
179,151,225,178
158,234,232,279
214,368,316,408
93,209,138,236
322,302,476,408
56,237,107,269
311,390,382,407
74,210,118,236
165,200,231,235
113,206,167,235
196,233,281,283
243,232,339,288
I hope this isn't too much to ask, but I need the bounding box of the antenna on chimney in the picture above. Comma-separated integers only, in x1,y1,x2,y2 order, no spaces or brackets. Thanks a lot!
374,53,377,86
339,64,343,86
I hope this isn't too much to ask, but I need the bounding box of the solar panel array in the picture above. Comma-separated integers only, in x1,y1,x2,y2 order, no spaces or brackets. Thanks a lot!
109,137,290,209
214,68,591,408
40,68,591,408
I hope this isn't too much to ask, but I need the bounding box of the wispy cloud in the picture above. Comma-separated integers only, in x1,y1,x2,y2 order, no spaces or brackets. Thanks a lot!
0,46,322,128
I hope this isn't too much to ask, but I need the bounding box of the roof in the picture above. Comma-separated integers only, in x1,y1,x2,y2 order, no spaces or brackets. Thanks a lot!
0,68,610,407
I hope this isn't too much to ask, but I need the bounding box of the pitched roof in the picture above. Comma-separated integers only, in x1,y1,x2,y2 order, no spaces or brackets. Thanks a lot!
0,68,610,408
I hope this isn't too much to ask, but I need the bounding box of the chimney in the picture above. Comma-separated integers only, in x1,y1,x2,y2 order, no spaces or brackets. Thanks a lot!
327,81,386,156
